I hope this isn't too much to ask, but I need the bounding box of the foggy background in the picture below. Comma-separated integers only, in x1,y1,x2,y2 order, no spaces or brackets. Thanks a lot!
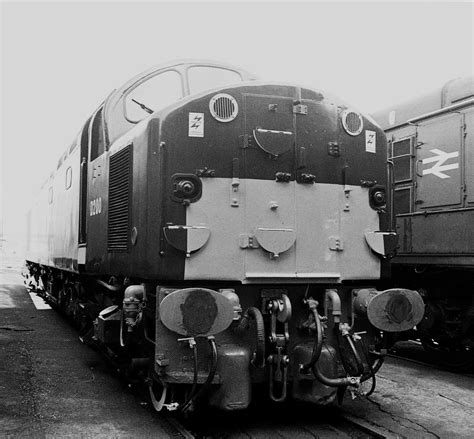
1,0,473,263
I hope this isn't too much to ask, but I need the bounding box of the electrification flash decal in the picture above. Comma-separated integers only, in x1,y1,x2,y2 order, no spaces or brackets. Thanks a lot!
189,112,204,137
422,149,459,179
365,130,376,153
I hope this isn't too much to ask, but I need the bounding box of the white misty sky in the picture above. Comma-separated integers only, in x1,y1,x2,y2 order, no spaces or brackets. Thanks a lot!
1,1,473,248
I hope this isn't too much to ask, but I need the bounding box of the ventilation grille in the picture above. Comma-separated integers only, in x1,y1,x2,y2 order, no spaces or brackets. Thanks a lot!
108,145,132,252
342,110,363,136
209,93,238,122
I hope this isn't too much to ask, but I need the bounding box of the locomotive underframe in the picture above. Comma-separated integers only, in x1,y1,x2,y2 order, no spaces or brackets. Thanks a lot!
25,262,401,411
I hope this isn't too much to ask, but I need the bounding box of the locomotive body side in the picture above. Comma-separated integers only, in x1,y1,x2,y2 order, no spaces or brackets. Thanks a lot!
26,138,81,273
25,60,424,411
372,77,474,368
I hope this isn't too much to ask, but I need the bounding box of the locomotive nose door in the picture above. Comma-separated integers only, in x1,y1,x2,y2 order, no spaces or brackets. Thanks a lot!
415,113,463,210
243,94,296,179
242,94,297,277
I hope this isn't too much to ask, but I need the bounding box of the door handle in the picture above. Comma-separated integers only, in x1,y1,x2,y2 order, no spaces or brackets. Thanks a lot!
415,159,423,177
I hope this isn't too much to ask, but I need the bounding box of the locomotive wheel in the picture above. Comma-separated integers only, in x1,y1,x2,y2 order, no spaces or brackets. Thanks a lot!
420,337,474,371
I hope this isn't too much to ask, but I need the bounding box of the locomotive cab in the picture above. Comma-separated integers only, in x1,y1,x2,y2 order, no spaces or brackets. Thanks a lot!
105,60,257,144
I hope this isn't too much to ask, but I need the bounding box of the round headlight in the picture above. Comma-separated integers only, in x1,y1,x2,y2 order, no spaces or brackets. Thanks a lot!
171,174,202,203
176,180,196,197
369,187,387,209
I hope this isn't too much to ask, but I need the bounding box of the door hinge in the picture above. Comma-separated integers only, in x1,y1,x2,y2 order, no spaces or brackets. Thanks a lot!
239,234,260,249
293,101,308,115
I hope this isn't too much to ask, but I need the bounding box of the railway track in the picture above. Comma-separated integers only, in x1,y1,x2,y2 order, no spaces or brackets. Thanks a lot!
160,414,196,438
153,402,398,438
388,340,474,375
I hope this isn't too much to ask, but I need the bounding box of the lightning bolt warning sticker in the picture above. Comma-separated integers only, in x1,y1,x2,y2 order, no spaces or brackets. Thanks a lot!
189,112,204,137
365,130,376,153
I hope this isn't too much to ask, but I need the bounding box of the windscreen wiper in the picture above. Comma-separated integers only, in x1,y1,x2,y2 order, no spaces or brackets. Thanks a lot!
131,98,154,114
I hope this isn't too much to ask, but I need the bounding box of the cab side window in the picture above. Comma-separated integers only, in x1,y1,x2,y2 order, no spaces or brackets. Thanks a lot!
125,70,183,123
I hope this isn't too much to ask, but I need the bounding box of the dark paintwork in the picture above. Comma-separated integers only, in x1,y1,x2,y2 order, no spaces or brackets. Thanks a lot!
27,79,389,283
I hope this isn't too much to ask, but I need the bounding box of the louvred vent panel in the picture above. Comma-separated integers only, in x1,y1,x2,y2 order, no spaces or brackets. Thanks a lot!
108,145,132,252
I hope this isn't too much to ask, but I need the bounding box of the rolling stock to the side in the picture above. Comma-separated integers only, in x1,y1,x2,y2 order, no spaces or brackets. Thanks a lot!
372,76,474,369
25,60,423,412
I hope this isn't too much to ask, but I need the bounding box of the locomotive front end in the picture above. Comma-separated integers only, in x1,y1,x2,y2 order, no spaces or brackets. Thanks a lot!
148,81,424,410
24,60,424,415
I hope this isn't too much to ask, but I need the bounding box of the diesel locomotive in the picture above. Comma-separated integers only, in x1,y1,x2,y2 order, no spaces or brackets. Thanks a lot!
25,60,423,411
373,77,474,369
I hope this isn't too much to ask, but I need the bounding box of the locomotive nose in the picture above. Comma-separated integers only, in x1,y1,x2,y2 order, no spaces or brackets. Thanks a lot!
353,288,425,332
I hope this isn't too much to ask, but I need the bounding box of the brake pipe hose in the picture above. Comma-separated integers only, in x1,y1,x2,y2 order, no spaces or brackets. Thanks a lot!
177,340,199,413
361,341,384,396
180,336,218,413
312,360,360,388
300,299,323,374
341,330,365,375
236,307,266,368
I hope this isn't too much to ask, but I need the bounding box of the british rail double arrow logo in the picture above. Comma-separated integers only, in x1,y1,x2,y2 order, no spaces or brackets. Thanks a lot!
422,149,459,179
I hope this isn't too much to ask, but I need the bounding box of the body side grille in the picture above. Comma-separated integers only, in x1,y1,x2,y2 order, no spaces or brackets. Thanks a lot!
108,145,132,252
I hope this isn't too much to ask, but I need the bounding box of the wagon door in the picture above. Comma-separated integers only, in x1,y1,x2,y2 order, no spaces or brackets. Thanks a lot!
464,108,474,206
415,113,463,210
242,94,297,278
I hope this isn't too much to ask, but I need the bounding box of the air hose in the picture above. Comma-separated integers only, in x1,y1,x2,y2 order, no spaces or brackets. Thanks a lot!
236,307,266,368
360,340,385,396
312,357,360,388
179,336,218,413
338,330,365,376
300,299,323,374
302,299,360,388
187,341,199,401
